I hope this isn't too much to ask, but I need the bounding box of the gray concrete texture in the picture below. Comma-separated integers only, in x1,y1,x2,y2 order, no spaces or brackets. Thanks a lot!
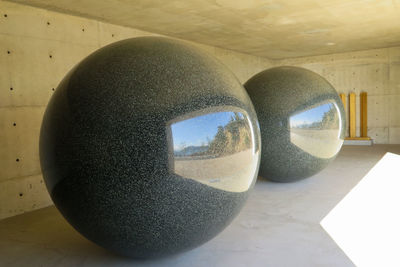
7,0,400,59
275,47,400,144
1,0,400,220
0,1,272,220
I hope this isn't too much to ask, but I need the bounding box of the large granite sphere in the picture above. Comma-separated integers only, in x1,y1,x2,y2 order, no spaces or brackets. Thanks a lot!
39,37,260,258
244,66,345,182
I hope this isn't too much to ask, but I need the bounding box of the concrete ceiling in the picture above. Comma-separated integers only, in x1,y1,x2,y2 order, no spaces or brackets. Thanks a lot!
8,0,400,59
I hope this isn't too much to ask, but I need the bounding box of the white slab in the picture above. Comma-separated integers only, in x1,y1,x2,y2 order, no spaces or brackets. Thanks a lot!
343,139,373,146
321,152,400,267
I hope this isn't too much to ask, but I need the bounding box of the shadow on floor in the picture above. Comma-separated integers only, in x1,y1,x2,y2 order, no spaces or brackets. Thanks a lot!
0,206,181,265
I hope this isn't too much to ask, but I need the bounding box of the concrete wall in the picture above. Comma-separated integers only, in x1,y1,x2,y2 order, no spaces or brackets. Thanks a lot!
2,0,399,220
274,47,400,144
0,1,273,220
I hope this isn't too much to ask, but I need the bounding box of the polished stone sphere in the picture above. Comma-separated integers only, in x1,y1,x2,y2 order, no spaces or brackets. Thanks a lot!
39,37,261,258
244,66,345,182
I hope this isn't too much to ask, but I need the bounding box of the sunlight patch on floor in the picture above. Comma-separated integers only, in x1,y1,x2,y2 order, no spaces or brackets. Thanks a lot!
321,152,400,267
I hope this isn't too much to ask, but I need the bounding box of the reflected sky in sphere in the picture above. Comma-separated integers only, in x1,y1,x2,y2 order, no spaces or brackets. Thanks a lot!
39,36,262,259
167,108,258,192
171,111,245,151
290,103,334,128
244,66,345,182
289,101,343,159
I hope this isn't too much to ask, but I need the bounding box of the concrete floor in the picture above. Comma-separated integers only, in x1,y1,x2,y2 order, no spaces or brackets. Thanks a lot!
1,145,399,267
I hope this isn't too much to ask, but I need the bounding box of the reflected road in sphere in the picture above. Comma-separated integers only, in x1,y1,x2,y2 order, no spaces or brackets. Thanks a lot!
289,101,344,159
167,107,259,193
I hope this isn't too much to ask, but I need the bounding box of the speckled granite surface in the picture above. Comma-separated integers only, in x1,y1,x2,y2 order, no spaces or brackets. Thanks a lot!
39,37,261,258
244,66,345,182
